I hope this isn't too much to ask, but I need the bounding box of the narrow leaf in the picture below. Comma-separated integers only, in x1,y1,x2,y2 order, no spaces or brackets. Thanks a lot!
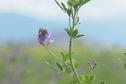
61,2,67,12
55,0,63,10
72,29,78,38
75,17,80,25
61,52,69,62
56,62,63,71
45,61,59,72
81,0,90,6
65,28,70,36
74,34,84,38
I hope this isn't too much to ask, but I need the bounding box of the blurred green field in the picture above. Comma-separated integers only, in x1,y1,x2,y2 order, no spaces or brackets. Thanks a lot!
0,42,126,84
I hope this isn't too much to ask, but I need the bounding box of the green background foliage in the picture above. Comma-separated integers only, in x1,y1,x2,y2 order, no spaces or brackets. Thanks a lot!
0,42,126,84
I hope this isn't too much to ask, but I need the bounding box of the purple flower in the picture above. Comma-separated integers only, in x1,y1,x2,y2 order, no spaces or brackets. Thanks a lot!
10,48,20,62
38,28,53,45
88,59,96,70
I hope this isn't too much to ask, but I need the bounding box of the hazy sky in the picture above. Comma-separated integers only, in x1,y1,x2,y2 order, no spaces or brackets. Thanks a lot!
0,0,126,46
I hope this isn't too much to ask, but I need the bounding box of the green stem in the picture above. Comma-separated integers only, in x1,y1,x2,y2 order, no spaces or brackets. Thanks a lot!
72,11,76,28
68,11,82,84
43,45,63,63
69,16,71,28
69,37,82,84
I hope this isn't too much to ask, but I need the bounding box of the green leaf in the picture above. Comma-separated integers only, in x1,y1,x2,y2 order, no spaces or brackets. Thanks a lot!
56,62,63,71
45,61,59,72
61,2,67,12
89,75,96,82
81,75,96,84
123,63,126,70
85,75,89,83
80,0,90,6
64,66,72,73
100,81,106,84
61,52,69,62
67,7,72,16
75,17,80,25
74,34,84,38
79,0,83,2
55,0,63,10
67,0,74,6
72,29,78,38
65,28,70,36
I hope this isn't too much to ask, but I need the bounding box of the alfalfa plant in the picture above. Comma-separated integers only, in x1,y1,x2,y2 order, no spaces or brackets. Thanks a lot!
38,0,106,84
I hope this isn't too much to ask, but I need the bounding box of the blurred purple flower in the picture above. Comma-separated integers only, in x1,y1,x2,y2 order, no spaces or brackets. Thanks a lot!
88,59,96,70
38,28,53,46
10,48,20,62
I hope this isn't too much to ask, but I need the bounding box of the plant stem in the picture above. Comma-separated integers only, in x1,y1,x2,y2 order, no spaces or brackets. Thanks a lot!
43,45,63,63
69,16,71,28
69,37,82,84
68,12,82,84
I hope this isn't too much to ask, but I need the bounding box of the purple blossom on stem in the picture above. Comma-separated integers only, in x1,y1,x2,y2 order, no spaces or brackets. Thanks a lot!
88,59,96,70
38,28,53,46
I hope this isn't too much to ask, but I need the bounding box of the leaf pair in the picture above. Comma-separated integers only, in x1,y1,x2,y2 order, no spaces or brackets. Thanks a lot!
65,28,84,38
73,29,85,38
55,52,71,72
56,60,72,73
